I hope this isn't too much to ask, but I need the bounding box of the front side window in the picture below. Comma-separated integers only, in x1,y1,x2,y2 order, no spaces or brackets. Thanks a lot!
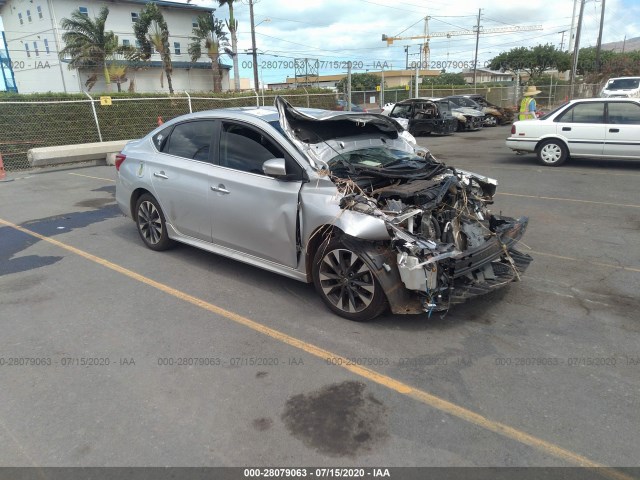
37,5,43,19
608,102,640,124
33,41,39,56
79,6,88,16
44,38,50,54
131,12,139,22
174,42,181,55
162,121,214,161
219,122,284,174
556,102,605,124
18,13,23,25
26,9,32,22
122,39,130,47
25,43,30,57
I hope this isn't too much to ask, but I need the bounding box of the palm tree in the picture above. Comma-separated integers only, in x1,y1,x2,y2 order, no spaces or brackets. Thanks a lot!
219,0,240,90
59,6,119,92
134,3,174,94
189,14,228,93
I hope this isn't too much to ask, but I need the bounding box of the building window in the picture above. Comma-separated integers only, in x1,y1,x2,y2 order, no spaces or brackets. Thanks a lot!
33,41,39,56
174,42,181,55
44,38,50,54
37,5,43,19
131,12,139,22
122,39,131,47
27,9,32,22
25,43,30,57
192,17,198,28
79,7,88,16
18,12,23,25
135,40,141,49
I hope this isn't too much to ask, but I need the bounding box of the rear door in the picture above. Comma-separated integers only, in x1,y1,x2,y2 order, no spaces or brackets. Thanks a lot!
553,101,606,157
603,101,640,158
149,120,215,241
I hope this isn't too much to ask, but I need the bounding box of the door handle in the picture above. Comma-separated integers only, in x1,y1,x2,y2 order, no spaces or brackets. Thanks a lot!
153,171,168,179
609,128,620,133
211,185,230,194
562,127,571,131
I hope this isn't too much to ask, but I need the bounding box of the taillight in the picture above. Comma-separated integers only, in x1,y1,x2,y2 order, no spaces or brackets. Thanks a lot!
115,153,126,171
510,124,516,135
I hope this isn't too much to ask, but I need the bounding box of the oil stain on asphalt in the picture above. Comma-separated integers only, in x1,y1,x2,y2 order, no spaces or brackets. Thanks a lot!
282,381,388,457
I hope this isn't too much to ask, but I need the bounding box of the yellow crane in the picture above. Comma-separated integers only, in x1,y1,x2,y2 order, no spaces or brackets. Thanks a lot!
382,20,543,68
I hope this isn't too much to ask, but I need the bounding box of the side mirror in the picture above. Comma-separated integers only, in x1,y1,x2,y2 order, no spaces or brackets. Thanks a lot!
262,158,287,177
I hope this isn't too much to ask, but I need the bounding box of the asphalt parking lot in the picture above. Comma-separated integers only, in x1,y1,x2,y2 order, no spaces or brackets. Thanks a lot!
0,125,639,473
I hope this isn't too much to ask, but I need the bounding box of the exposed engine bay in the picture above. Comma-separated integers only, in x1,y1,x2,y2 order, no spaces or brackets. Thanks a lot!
330,153,531,314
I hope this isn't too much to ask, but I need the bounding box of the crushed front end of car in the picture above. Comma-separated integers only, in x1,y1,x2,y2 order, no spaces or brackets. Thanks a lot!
333,164,532,315
276,97,532,317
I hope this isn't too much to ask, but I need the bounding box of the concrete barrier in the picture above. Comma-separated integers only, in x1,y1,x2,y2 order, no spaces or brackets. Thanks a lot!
27,140,132,168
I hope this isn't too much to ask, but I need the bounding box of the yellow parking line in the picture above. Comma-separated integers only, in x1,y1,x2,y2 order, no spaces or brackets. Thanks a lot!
68,172,115,182
497,192,640,209
529,250,640,274
0,216,633,480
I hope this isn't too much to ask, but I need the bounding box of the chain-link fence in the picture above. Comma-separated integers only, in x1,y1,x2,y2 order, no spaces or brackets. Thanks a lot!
0,91,336,172
0,85,602,172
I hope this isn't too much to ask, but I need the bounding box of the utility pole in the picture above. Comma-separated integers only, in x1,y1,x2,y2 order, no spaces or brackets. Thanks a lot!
346,61,352,111
568,0,578,53
569,0,586,99
595,0,606,72
559,30,567,51
380,67,385,107
404,45,409,70
472,8,482,91
248,0,259,92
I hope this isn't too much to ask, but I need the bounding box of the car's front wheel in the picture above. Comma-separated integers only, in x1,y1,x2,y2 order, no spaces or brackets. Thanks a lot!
312,237,387,322
537,139,568,166
135,193,175,251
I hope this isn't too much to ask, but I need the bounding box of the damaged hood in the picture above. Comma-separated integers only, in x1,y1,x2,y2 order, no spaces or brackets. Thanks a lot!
276,96,405,169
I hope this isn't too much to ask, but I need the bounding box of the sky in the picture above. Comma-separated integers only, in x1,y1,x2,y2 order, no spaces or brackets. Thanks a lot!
205,0,640,86
2,0,640,90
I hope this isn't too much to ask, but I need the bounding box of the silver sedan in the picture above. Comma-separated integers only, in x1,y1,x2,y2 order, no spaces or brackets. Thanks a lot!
115,97,531,321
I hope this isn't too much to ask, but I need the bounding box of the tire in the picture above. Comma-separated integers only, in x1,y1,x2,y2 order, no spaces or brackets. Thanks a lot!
536,139,568,166
485,115,498,127
135,193,175,251
312,237,387,322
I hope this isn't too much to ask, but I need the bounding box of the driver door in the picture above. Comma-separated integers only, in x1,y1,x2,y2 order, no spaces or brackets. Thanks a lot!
208,120,304,268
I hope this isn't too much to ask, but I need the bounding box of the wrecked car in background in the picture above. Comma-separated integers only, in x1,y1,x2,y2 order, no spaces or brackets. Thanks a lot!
115,97,532,321
433,98,485,131
463,94,516,125
387,98,457,136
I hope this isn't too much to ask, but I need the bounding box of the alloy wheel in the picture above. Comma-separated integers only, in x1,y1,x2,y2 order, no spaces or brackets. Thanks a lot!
318,248,376,313
137,200,163,245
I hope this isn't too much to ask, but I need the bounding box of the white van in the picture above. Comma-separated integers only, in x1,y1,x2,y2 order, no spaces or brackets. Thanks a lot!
600,77,640,98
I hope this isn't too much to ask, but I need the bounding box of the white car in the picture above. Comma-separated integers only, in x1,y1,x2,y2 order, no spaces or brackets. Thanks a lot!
506,98,640,166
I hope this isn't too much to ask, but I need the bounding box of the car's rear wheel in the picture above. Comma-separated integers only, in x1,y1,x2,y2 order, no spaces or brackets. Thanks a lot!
135,193,175,251
312,237,387,322
537,139,568,166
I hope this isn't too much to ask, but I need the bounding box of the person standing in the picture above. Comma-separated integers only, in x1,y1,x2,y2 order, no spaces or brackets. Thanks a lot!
519,85,541,120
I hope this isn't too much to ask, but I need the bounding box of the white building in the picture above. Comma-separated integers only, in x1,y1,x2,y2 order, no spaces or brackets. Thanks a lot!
0,0,231,93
